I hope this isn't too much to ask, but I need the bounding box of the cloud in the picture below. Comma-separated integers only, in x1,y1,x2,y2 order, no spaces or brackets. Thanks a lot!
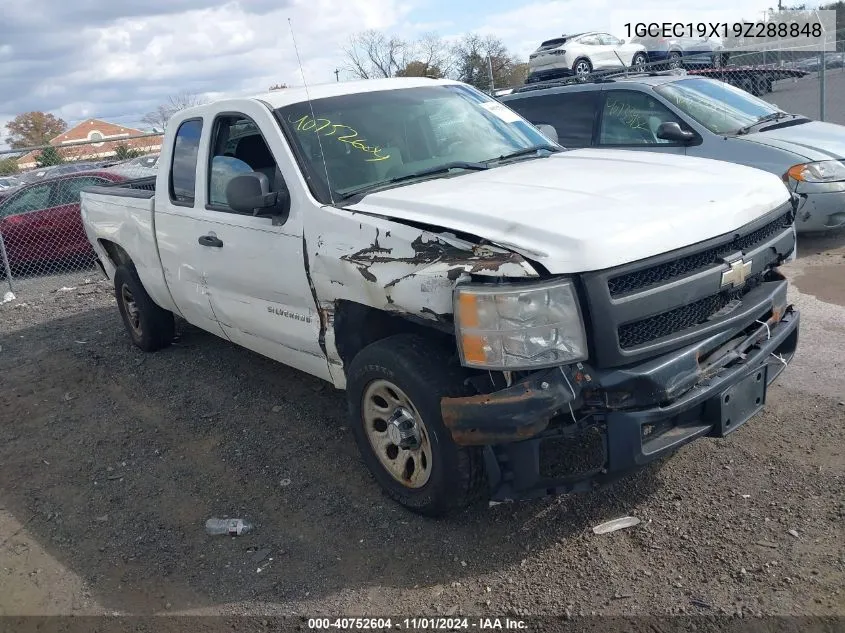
1,0,776,151
1,0,412,147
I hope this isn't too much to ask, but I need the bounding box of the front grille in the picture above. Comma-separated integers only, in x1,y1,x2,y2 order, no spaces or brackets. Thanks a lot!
607,211,792,297
618,274,762,349
581,202,795,367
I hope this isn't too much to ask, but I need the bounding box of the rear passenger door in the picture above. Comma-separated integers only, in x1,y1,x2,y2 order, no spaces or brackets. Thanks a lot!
154,118,225,337
504,91,599,148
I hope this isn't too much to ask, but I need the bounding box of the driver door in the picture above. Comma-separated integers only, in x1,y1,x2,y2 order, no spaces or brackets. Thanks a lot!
197,108,327,380
597,89,690,154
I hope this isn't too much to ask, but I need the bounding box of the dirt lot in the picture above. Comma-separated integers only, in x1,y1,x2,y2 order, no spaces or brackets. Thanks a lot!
1,232,843,619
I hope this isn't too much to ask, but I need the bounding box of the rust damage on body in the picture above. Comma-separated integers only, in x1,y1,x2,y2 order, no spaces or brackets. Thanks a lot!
441,366,583,446
316,224,536,323
342,234,527,277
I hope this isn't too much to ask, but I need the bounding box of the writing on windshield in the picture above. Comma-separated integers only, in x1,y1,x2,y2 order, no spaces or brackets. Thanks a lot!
605,98,649,133
655,78,779,135
287,114,391,162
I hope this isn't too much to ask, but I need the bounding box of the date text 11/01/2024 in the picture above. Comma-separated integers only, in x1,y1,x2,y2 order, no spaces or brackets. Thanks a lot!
623,21,823,39
307,617,529,630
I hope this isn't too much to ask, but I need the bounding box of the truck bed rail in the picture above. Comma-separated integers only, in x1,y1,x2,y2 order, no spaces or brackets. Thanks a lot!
81,175,156,199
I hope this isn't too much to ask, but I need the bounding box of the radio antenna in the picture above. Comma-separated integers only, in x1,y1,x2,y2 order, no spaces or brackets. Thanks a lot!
288,17,335,205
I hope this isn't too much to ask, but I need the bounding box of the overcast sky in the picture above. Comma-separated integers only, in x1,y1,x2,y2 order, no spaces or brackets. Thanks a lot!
1,0,777,148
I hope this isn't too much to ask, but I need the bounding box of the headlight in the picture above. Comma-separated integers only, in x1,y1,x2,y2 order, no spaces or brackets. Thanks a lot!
454,278,588,370
786,161,845,183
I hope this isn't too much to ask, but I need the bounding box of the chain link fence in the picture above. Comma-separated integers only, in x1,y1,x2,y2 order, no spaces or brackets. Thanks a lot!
1,32,844,303
515,27,845,125
0,133,162,302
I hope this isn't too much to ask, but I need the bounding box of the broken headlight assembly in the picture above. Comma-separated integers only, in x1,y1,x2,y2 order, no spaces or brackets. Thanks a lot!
453,278,588,370
786,160,845,183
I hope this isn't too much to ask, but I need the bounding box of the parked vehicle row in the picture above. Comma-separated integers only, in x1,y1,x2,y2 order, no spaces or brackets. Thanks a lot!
528,31,728,83
79,77,799,516
0,171,127,278
501,74,845,233
0,176,21,190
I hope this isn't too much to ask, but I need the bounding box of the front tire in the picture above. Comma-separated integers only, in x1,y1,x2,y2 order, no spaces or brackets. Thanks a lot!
346,334,486,516
114,264,174,352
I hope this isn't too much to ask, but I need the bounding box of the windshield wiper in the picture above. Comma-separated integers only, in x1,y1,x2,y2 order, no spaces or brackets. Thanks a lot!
337,161,489,199
486,145,560,163
735,112,791,135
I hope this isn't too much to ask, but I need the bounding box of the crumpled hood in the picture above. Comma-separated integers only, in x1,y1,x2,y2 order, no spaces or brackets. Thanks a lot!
347,149,790,273
743,120,845,161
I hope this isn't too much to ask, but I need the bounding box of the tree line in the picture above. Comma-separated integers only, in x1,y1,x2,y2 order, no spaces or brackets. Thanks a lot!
341,31,529,92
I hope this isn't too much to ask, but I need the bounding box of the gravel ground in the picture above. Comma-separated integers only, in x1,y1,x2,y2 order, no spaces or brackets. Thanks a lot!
0,233,843,619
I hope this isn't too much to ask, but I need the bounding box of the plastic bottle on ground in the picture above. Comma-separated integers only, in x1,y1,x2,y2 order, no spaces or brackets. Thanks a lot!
205,518,253,536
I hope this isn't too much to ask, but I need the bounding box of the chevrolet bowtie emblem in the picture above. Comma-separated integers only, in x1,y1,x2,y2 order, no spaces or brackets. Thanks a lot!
721,258,752,289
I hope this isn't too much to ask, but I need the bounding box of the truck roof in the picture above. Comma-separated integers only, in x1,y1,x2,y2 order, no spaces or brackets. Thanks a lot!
252,77,461,110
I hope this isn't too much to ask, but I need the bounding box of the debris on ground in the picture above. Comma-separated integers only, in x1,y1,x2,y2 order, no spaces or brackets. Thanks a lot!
205,518,253,536
788,529,800,539
1,291,15,304
592,516,641,535
251,547,272,563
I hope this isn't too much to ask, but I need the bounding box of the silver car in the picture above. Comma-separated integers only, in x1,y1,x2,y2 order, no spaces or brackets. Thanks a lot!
501,74,845,232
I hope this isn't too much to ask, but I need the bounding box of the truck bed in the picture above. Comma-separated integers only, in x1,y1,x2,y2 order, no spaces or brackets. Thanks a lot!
80,175,179,315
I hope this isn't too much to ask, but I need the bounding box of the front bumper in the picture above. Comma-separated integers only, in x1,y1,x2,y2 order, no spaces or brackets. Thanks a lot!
441,303,800,503
794,187,845,232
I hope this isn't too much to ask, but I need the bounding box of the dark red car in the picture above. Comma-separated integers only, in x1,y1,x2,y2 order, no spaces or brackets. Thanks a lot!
0,172,125,278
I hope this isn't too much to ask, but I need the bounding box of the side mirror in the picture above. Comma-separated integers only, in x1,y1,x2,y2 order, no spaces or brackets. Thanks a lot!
619,39,626,45
225,172,288,220
535,124,559,144
656,121,695,143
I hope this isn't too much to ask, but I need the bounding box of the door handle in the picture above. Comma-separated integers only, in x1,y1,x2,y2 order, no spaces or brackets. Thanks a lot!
198,234,223,248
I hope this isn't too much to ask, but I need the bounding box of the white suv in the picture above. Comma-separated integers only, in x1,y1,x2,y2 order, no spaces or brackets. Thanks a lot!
528,32,648,82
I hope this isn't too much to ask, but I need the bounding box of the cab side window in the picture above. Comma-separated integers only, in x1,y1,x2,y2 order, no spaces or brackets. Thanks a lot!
505,92,598,148
599,90,686,146
206,114,288,218
169,119,203,206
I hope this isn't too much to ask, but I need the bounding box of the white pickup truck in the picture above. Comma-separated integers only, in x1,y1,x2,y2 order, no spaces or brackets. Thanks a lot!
81,77,800,516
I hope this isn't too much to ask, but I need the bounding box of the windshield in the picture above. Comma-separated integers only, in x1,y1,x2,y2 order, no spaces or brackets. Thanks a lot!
654,78,782,135
276,84,554,203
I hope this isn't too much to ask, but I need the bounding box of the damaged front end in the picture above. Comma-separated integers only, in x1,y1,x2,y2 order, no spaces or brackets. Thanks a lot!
441,203,801,502
442,301,799,502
